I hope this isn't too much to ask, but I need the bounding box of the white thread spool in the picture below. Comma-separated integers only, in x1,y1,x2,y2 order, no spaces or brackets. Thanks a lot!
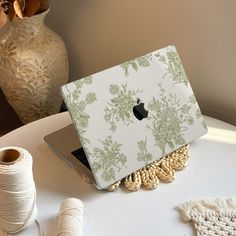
0,147,38,234
57,198,84,236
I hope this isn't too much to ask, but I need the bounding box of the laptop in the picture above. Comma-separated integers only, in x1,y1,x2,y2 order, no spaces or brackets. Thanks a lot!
44,45,207,189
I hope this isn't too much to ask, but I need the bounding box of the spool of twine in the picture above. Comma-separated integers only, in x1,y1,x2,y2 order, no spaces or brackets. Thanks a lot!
0,146,38,234
56,198,84,236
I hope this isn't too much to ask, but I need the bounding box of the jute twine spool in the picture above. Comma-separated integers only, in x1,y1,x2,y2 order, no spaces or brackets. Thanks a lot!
56,198,84,236
0,146,38,234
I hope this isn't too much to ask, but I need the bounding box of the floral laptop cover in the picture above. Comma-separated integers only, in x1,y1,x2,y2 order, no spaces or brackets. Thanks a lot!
61,45,208,189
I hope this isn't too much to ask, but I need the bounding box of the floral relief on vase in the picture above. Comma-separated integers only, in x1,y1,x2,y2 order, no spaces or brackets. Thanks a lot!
0,9,69,124
0,41,18,69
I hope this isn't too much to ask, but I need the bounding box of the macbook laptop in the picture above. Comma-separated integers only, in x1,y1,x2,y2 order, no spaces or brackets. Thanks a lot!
44,45,207,189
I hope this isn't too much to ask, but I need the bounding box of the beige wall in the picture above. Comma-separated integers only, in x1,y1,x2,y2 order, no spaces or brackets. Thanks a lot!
1,0,236,125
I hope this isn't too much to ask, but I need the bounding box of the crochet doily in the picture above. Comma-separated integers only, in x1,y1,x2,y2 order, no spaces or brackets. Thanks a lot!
178,198,236,236
81,144,189,191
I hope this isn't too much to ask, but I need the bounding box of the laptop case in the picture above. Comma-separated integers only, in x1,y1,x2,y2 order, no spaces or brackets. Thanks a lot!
61,45,207,189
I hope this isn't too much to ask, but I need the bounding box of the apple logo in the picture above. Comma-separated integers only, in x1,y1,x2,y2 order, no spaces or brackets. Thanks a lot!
133,98,148,121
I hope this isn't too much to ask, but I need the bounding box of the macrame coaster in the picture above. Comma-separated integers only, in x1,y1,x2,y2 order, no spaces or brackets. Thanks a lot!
178,198,236,236
108,144,190,191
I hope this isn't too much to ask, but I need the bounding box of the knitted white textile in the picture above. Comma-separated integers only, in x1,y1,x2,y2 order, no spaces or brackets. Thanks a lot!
178,198,236,236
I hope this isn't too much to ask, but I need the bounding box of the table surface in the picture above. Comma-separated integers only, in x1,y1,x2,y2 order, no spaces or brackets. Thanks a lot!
0,112,236,236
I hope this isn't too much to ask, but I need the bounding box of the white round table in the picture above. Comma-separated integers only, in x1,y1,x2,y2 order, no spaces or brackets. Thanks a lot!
0,113,236,236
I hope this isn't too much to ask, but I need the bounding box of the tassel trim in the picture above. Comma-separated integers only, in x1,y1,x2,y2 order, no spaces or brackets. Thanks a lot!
178,198,236,222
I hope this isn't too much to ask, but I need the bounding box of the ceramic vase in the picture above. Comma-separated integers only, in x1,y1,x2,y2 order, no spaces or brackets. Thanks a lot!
0,9,69,124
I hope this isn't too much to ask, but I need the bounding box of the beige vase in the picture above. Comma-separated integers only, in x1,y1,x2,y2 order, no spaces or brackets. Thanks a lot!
0,9,69,124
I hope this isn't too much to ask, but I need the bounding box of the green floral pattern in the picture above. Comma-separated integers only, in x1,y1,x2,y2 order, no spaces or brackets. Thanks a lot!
137,137,153,165
121,54,152,77
148,83,194,154
188,94,197,104
63,76,97,146
155,47,188,86
91,136,127,182
104,83,142,132
188,95,207,129
61,46,207,187
196,109,207,129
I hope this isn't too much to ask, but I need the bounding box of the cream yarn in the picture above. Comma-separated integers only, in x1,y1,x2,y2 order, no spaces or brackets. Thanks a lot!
178,198,236,236
0,146,38,234
56,198,84,236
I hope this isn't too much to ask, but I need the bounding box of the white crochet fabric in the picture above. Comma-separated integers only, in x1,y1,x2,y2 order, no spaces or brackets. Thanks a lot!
178,199,236,236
